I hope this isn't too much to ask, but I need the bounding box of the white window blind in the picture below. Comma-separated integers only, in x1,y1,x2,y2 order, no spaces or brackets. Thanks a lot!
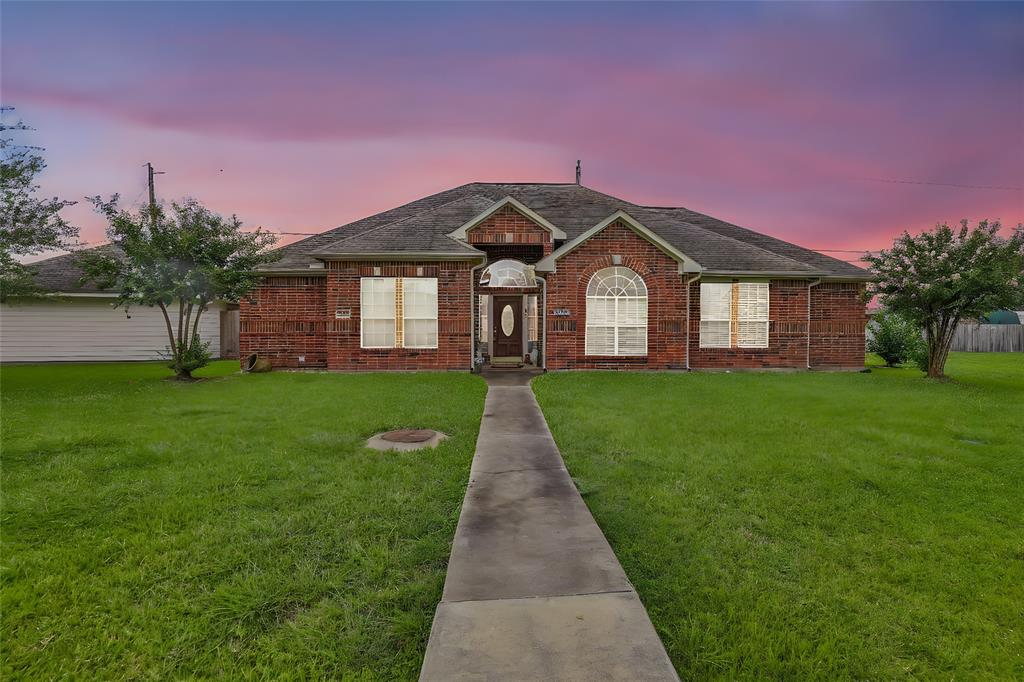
699,282,732,348
402,278,438,348
478,295,489,342
737,282,769,348
585,266,648,356
360,277,438,349
700,281,770,348
361,277,397,348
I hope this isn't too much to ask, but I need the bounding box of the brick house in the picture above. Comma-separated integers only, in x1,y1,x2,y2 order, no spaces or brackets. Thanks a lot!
241,183,869,371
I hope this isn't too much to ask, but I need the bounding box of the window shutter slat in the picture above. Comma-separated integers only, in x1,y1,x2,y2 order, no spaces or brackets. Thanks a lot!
736,282,769,348
700,283,732,348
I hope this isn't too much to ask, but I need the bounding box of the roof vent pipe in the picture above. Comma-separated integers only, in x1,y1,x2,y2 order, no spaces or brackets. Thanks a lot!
575,160,581,185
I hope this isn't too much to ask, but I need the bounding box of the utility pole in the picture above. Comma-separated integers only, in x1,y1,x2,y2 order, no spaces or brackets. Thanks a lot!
146,162,165,224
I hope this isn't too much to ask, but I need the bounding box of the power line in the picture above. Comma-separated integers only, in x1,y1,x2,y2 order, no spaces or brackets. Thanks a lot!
859,177,1023,192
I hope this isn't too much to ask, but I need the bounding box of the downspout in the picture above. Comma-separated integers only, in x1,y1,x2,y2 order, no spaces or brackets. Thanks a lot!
470,260,487,372
535,274,548,370
684,273,701,370
806,278,822,369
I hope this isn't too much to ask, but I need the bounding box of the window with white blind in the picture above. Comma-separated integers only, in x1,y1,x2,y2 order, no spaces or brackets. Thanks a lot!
361,277,397,348
699,281,769,348
478,295,489,342
699,283,732,348
585,266,648,356
402,278,438,348
360,277,438,349
737,282,769,347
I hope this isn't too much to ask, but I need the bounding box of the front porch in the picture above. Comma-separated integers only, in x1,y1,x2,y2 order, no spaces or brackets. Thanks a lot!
473,260,543,370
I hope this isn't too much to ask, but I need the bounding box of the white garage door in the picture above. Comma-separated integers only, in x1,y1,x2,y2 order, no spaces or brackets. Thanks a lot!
0,297,221,362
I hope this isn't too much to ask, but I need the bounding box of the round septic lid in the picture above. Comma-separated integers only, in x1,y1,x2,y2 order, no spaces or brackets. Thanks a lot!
379,429,437,443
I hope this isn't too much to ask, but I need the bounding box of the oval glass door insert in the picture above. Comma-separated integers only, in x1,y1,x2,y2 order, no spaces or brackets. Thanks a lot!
500,305,515,336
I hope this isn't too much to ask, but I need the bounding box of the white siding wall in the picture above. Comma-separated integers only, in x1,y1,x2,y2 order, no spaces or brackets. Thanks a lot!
0,298,221,362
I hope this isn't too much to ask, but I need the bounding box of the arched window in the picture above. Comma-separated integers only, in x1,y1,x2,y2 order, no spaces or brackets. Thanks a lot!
585,266,648,356
479,259,535,288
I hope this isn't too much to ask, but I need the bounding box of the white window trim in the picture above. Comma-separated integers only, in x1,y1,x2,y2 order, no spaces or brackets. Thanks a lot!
585,266,648,357
360,276,439,350
402,277,439,349
699,281,770,349
737,282,769,348
361,277,397,349
699,282,732,348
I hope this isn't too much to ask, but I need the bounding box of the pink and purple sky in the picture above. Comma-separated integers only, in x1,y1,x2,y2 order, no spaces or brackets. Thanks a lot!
3,1,1022,262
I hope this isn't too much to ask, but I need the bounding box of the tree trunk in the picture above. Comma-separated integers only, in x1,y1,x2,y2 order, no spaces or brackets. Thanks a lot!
157,301,177,357
926,316,956,379
189,301,206,351
177,299,185,348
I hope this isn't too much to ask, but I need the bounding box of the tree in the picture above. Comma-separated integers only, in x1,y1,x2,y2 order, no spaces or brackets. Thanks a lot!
867,309,924,367
1,106,78,300
865,220,1024,378
81,196,278,379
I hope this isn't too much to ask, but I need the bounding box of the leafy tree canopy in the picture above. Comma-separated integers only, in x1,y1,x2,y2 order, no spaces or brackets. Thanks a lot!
865,220,1023,378
0,107,78,300
80,196,279,378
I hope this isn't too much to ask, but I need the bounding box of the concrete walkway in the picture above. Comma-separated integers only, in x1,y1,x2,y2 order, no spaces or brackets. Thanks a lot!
420,370,678,681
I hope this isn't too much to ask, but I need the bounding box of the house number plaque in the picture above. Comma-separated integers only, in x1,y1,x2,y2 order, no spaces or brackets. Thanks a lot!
551,308,571,317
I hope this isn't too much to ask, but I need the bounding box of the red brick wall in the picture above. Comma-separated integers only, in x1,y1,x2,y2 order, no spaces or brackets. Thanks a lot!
324,260,474,370
684,280,865,369
542,222,866,370
239,276,329,368
545,221,689,370
240,262,476,371
809,282,868,368
239,232,866,372
686,279,809,369
468,204,554,256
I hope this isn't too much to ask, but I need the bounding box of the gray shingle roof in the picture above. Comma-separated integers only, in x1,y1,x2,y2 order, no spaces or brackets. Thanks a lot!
27,244,122,293
254,182,868,279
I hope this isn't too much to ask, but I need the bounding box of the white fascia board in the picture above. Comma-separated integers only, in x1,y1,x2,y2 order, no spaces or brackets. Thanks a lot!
535,210,703,274
447,196,567,241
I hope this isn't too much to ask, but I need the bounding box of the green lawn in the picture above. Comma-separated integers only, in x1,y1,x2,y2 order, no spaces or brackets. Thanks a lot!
1,362,486,679
534,353,1024,679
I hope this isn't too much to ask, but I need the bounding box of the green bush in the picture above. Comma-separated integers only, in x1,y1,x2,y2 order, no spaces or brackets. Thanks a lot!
167,335,211,378
868,310,924,367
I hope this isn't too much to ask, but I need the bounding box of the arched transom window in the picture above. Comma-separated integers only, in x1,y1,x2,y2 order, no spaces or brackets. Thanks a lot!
585,266,648,356
479,259,535,288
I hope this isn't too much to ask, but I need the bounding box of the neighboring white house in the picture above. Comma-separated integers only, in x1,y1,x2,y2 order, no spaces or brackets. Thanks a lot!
0,246,239,363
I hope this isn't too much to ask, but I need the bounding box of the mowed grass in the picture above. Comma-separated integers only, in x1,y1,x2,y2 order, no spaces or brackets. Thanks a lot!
533,353,1024,679
1,362,486,679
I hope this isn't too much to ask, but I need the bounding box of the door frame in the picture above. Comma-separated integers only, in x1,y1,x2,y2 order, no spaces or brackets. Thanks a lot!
491,295,525,360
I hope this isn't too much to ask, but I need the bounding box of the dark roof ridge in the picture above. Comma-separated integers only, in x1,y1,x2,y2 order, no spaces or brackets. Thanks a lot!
313,192,496,253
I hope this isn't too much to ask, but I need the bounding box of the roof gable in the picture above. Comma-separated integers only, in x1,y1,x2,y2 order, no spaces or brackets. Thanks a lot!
448,196,567,241
536,211,702,274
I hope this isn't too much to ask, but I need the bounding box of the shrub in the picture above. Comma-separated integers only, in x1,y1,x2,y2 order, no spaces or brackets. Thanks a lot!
167,335,211,379
868,310,924,367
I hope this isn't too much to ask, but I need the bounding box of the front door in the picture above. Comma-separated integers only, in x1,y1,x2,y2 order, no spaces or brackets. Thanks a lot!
492,296,523,359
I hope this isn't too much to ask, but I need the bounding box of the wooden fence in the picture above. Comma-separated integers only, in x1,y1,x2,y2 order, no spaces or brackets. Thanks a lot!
950,323,1024,352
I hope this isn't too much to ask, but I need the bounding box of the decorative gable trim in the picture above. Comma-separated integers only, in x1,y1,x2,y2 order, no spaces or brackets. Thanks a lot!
448,196,567,241
535,210,702,274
